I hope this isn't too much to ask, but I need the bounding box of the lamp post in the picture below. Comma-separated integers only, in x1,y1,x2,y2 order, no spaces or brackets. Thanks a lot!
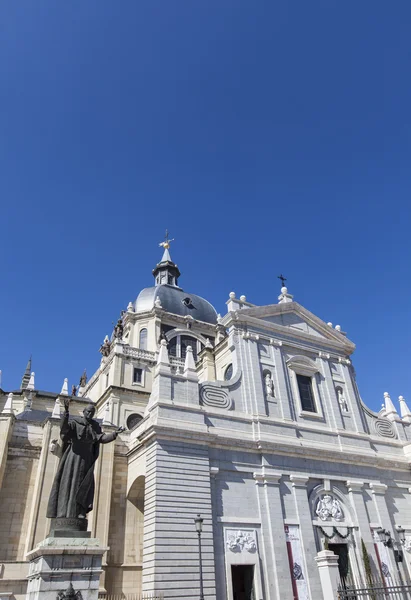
194,514,204,600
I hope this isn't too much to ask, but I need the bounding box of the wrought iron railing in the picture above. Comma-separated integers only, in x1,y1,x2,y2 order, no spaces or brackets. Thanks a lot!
98,594,164,600
338,573,411,599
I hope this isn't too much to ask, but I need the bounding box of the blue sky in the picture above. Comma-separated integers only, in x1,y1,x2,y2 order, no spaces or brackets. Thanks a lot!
1,1,410,413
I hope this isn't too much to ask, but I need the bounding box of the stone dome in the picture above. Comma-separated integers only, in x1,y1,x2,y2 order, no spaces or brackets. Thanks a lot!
135,285,217,325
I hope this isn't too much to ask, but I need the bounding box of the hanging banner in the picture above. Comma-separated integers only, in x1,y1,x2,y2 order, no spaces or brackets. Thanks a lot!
373,532,394,586
285,525,310,600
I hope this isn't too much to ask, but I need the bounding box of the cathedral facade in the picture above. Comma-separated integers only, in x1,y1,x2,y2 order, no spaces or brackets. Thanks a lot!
1,245,411,600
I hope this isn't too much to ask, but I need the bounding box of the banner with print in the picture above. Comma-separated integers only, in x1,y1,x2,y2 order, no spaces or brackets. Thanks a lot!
285,525,310,600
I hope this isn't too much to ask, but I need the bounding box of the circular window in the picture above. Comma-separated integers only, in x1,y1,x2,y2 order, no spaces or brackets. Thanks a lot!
126,413,143,430
224,364,233,381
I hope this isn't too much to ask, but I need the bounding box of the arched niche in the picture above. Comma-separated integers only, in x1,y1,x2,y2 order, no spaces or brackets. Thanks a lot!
124,475,145,565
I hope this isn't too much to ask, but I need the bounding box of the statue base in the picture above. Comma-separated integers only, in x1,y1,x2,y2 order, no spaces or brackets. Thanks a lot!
25,536,108,600
49,518,90,538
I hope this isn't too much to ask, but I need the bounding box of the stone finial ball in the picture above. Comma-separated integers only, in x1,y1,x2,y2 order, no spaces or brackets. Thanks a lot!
327,322,333,327
384,392,389,398
229,292,236,299
335,325,341,331
281,286,288,294
240,295,246,302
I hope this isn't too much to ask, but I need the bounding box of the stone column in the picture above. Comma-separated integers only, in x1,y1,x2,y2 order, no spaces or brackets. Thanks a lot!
315,550,340,599
346,480,379,577
253,469,294,600
290,475,322,599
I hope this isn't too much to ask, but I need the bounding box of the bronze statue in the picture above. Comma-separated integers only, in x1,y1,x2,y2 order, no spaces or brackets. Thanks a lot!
47,398,124,519
71,384,77,396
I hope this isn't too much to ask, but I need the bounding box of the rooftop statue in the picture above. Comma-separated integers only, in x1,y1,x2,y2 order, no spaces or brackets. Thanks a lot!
47,398,124,520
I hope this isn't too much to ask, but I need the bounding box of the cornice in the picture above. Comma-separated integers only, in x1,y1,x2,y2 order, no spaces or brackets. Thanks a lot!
127,413,411,473
223,303,355,354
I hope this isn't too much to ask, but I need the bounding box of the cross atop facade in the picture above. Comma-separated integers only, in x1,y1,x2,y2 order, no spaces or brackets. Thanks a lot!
278,274,287,287
159,229,175,250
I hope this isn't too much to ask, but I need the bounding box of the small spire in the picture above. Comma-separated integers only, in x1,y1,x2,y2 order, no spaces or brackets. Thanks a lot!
384,392,398,421
157,339,170,366
20,357,32,389
184,345,198,381
60,378,69,396
27,372,35,391
153,232,180,286
2,393,13,415
51,396,61,418
399,396,411,423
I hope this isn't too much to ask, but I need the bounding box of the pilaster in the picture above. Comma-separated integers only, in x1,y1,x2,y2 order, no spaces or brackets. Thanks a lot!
318,356,344,429
253,470,293,600
345,480,379,576
289,475,322,599
271,345,293,421
0,411,14,491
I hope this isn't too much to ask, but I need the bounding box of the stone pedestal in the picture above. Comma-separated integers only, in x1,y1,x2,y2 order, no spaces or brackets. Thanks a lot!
315,550,340,600
25,536,108,600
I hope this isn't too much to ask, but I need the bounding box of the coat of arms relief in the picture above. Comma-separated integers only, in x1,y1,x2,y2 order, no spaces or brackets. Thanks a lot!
226,530,257,553
315,494,344,521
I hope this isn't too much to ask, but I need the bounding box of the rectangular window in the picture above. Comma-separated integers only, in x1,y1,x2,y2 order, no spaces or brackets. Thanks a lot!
296,374,316,412
133,368,143,384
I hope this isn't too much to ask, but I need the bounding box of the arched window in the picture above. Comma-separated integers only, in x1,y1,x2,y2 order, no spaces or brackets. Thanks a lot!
224,364,233,381
127,413,143,430
181,335,199,361
139,328,148,350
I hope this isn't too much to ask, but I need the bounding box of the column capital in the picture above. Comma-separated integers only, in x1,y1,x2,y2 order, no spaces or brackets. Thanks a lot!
290,474,309,487
369,482,388,495
346,480,365,493
253,469,282,485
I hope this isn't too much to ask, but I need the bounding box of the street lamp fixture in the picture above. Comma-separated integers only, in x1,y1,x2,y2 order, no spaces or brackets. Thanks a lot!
376,528,392,548
194,514,204,600
396,525,406,545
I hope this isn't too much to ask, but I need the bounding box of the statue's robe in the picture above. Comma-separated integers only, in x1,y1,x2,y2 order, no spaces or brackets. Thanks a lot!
47,413,116,519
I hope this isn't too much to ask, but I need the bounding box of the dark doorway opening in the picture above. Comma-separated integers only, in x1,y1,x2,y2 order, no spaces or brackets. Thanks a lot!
231,565,255,600
329,543,350,585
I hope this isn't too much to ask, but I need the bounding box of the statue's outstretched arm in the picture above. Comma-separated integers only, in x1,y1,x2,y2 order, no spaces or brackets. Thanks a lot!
100,426,125,444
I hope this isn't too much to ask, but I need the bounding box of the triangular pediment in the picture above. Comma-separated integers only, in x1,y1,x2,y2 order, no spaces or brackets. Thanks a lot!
235,302,355,353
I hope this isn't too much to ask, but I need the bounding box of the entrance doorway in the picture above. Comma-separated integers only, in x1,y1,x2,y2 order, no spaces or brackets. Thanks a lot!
329,543,350,584
231,565,255,600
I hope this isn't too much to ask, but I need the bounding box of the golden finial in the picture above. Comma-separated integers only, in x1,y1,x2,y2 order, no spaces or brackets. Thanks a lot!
159,229,174,250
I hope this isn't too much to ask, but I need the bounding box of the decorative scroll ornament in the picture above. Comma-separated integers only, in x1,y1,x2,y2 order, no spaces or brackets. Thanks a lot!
316,495,344,521
226,530,256,553
374,419,396,439
200,384,232,410
57,583,83,600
